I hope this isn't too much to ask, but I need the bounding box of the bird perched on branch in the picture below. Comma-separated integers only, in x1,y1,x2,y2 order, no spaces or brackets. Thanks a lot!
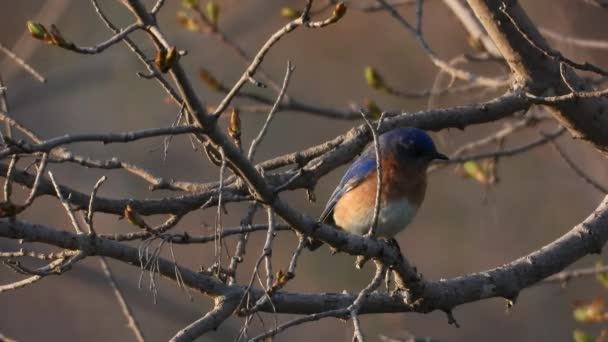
308,127,448,251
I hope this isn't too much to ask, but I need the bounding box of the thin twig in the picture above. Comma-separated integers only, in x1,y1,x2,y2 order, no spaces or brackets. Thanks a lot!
549,140,608,194
3,155,18,202
247,61,294,161
48,171,83,234
0,41,46,82
359,110,382,238
541,265,608,284
541,27,608,50
0,124,203,158
86,176,108,234
99,257,146,342
23,153,48,206
57,23,144,54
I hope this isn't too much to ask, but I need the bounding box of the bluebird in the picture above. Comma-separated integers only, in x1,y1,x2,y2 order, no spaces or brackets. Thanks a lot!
308,127,448,250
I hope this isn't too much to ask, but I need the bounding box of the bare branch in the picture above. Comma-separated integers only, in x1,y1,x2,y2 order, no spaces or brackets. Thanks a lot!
170,294,240,342
0,124,203,159
542,265,608,285
99,257,146,342
359,110,383,238
57,22,144,54
549,140,608,194
541,27,608,50
0,41,45,82
48,171,83,234
247,61,294,161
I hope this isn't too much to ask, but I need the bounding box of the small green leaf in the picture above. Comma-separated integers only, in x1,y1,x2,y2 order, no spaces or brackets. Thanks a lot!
280,7,301,19
27,21,48,41
206,1,220,27
363,99,382,119
182,0,199,9
573,329,594,342
363,66,385,90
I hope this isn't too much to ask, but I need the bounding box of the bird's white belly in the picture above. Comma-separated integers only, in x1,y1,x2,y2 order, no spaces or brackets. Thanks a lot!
336,198,418,238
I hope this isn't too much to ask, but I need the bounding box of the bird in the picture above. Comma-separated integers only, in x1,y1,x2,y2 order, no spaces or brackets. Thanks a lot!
307,127,448,251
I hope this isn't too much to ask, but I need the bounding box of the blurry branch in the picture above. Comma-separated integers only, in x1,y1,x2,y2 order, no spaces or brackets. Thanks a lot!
549,140,608,194
542,265,608,285
0,125,203,159
375,0,505,87
27,21,143,54
444,126,565,164
582,0,608,8
90,0,183,105
99,257,146,342
358,0,418,11
0,252,84,293
441,0,501,57
540,27,608,50
0,41,46,82
6,0,608,340
0,332,18,342
247,61,294,161
429,112,552,172
184,2,285,96
360,110,384,238
210,1,346,118
467,0,608,156
3,194,608,329
363,65,508,99
170,293,240,342
0,125,203,158
0,274,43,293
0,92,528,218
0,110,203,193
379,333,442,342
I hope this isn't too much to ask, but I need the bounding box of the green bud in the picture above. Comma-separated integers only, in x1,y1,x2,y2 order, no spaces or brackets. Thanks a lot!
27,21,48,41
182,0,200,9
364,66,385,90
280,7,301,19
206,1,220,27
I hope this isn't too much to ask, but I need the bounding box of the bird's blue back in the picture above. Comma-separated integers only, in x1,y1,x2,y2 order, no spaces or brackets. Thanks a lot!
319,127,437,223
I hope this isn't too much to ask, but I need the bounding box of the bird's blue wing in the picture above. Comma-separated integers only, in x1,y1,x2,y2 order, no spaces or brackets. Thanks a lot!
319,147,376,223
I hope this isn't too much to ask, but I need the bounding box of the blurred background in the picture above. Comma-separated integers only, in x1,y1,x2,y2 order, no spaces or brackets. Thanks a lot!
1,0,607,341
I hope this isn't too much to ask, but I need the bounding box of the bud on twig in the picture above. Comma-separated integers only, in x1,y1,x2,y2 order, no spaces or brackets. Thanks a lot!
177,12,201,32
228,108,242,149
27,21,49,41
206,1,220,30
155,46,179,73
280,7,301,19
124,205,148,230
364,66,385,90
182,0,200,9
198,68,222,91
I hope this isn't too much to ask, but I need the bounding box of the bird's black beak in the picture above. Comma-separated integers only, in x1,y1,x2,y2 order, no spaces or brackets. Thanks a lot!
430,152,449,160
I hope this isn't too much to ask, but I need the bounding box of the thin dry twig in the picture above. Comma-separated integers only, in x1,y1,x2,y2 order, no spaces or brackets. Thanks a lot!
86,176,108,234
541,27,608,50
376,0,504,87
541,264,608,284
359,110,383,238
247,61,294,161
99,257,146,342
549,140,608,194
0,41,46,82
48,171,83,234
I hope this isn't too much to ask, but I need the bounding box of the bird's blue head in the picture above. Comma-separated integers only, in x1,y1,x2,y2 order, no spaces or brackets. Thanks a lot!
380,127,448,164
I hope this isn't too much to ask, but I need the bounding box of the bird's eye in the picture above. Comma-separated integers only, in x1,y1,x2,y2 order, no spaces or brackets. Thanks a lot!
412,148,423,158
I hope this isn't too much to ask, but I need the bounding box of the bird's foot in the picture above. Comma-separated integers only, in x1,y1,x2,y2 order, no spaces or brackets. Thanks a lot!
355,255,370,269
